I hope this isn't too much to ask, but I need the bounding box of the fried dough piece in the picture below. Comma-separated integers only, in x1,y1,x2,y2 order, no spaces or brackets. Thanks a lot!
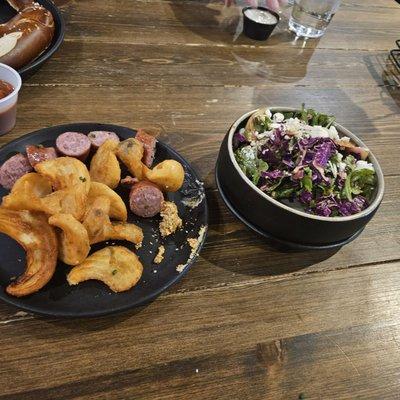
116,138,146,180
83,196,143,245
90,139,121,189
40,184,88,221
33,157,90,220
0,208,57,297
144,160,184,192
88,181,127,221
35,157,90,192
48,213,90,266
1,173,52,211
117,138,184,192
67,246,143,292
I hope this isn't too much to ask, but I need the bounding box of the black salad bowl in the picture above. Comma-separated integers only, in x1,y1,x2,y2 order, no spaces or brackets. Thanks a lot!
216,108,385,247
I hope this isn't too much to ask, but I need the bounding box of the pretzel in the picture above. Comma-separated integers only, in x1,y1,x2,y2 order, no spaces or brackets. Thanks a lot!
0,0,55,69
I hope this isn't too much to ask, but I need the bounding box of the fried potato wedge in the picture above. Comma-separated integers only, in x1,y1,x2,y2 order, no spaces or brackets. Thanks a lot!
48,214,90,266
144,160,185,192
116,138,146,180
83,196,143,245
0,208,58,297
88,182,127,221
35,157,90,192
67,246,143,292
2,173,52,211
90,139,121,189
40,184,88,221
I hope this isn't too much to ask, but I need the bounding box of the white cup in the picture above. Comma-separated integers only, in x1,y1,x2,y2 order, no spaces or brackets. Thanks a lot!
0,63,22,135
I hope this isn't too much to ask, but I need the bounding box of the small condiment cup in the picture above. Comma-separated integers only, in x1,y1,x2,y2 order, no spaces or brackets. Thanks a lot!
0,63,22,136
242,6,280,41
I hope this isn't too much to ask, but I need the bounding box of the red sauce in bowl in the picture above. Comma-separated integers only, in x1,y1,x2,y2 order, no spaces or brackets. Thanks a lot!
0,79,14,100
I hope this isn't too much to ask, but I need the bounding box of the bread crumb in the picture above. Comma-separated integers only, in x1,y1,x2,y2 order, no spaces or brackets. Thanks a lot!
153,245,165,264
187,238,197,250
176,264,185,273
135,242,142,250
159,201,182,237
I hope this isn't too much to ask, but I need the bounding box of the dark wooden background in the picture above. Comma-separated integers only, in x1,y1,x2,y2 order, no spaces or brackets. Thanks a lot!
1,0,400,398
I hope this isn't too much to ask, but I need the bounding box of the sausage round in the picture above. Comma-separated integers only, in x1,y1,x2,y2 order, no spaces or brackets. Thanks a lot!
135,129,157,167
26,145,57,167
88,131,120,149
56,132,91,161
129,181,164,218
0,153,33,190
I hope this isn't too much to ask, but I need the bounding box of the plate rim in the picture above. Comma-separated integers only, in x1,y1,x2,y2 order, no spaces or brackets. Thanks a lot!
0,123,209,318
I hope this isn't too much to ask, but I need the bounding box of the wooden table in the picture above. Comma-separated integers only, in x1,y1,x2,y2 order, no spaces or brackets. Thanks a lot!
1,0,400,398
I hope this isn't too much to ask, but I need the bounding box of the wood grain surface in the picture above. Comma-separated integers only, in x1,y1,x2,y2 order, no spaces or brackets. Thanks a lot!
1,0,400,399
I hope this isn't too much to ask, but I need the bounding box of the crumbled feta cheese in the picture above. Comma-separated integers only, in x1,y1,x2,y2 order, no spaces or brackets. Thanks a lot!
308,125,330,138
355,160,375,171
241,146,256,160
338,162,347,172
271,122,281,129
265,108,272,118
328,126,340,141
339,136,351,143
285,118,304,135
273,112,284,123
239,128,245,134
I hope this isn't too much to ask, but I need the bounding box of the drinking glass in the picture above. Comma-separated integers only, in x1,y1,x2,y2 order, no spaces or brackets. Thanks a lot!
289,0,341,38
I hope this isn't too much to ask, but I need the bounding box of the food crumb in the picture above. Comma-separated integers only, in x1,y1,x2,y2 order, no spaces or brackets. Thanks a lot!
135,242,142,250
153,245,165,264
176,264,185,273
195,368,199,373
159,201,182,237
187,238,197,250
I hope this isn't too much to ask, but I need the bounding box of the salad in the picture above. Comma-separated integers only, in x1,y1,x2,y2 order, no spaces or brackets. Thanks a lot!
233,106,376,217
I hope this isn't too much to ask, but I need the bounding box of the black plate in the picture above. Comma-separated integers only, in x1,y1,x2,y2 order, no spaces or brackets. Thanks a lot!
215,159,364,251
0,123,208,317
0,0,65,78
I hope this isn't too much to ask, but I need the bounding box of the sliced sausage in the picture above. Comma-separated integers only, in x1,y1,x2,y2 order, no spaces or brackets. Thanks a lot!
135,129,157,167
88,131,120,149
0,153,33,190
129,181,164,218
56,132,91,161
26,145,57,167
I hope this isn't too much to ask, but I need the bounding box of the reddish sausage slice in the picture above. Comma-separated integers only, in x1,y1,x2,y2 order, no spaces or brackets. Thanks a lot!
0,153,33,190
26,145,57,167
88,131,120,149
56,132,91,161
135,129,157,167
129,181,164,218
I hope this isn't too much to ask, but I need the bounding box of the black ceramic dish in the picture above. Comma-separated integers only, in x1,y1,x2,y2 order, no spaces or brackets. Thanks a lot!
216,159,365,251
0,0,65,78
0,123,208,317
242,6,280,41
216,108,384,248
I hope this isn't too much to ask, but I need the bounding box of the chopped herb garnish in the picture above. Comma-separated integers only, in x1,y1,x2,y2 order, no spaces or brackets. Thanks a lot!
112,269,118,275
79,176,87,182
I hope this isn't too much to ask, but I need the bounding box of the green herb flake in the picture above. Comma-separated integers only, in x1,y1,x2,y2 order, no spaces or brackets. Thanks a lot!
112,269,118,275
79,176,87,182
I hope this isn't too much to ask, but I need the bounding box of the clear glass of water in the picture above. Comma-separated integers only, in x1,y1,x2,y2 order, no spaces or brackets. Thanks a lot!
289,0,341,38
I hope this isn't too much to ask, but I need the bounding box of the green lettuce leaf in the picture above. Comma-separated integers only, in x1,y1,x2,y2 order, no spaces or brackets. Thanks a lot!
235,146,269,185
344,168,376,201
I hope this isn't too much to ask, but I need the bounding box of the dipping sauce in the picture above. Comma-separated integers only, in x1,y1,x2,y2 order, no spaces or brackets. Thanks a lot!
244,8,278,25
0,79,14,100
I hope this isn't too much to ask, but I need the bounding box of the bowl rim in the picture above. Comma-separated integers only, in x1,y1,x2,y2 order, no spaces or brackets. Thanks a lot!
227,107,385,223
